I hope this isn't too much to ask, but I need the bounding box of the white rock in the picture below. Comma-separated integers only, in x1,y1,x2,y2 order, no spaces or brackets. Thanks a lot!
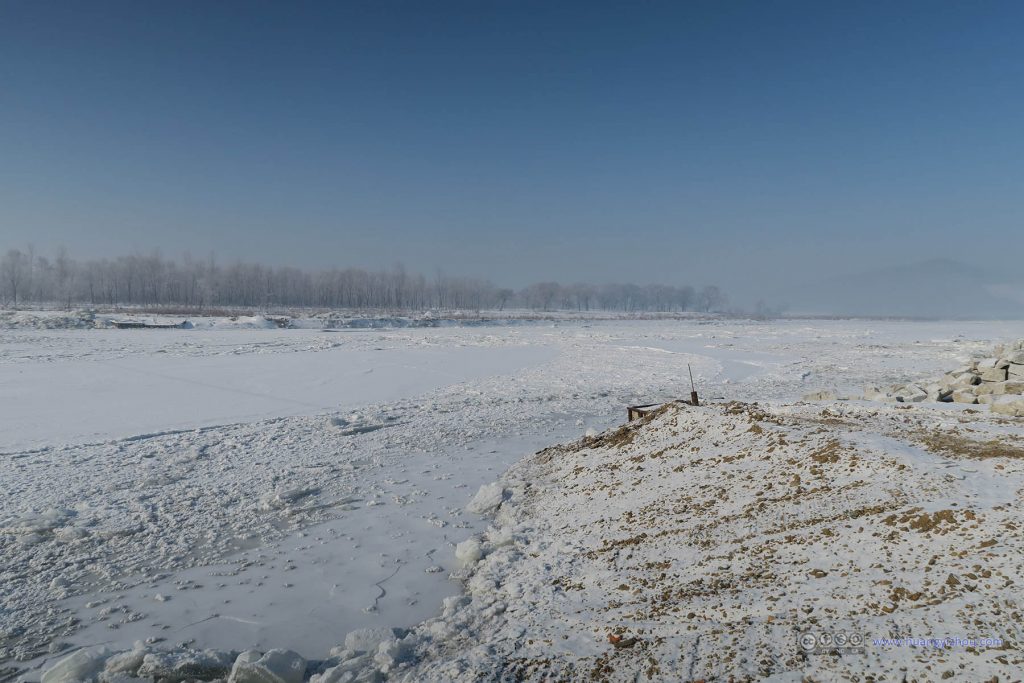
1005,381,1024,395
954,373,981,387
466,482,506,515
1009,363,1024,379
1003,350,1024,364
991,396,1024,417
981,367,1008,382
952,389,978,404
894,385,927,403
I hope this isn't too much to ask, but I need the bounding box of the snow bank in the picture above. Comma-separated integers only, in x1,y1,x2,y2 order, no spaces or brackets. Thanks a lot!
392,401,1024,680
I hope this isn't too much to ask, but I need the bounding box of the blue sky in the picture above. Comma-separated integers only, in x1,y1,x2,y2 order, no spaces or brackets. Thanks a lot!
2,1,1023,301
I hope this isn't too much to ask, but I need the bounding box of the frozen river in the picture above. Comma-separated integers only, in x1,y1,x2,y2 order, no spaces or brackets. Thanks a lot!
3,317,1024,679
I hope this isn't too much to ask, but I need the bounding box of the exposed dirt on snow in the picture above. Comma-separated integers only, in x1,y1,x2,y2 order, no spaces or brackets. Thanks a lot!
400,400,1024,681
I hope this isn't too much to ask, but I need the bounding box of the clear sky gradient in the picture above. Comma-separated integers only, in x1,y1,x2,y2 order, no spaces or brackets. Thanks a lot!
2,1,1022,303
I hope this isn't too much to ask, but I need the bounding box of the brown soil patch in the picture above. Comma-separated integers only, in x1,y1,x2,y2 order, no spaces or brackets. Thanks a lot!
918,431,1024,460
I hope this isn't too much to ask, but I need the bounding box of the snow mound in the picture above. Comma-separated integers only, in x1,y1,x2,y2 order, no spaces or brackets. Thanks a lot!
465,482,506,515
41,647,112,683
342,627,399,654
454,538,483,568
228,649,306,683
394,400,1024,680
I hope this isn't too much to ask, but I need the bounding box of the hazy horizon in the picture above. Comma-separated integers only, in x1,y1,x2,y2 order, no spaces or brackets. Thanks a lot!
3,2,1024,311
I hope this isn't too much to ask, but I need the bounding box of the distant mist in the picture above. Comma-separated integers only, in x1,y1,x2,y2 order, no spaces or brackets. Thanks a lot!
0,247,728,314
774,258,1024,319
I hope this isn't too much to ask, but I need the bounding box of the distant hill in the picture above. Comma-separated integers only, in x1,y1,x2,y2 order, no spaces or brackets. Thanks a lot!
779,258,1024,319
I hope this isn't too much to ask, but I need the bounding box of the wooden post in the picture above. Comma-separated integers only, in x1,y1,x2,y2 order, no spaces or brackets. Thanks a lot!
688,364,699,406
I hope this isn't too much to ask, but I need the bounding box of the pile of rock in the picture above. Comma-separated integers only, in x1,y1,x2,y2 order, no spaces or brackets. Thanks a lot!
862,339,1024,417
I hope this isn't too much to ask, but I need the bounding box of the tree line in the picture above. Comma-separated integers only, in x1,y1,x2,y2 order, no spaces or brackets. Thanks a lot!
0,247,728,313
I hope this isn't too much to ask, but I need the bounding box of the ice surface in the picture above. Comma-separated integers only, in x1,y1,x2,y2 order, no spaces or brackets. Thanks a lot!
4,317,1024,681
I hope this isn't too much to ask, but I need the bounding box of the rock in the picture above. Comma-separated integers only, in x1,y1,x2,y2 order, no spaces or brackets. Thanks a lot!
991,396,1024,417
1005,381,1024,395
228,649,306,683
954,373,981,387
862,385,890,401
43,647,113,683
977,358,999,370
952,389,978,404
980,367,1008,382
975,381,1024,396
1004,350,1024,364
344,628,397,654
1009,363,1024,379
802,389,838,401
466,482,506,515
893,385,927,403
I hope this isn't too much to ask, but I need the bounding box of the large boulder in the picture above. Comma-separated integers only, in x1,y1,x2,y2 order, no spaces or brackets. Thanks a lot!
980,367,1008,383
1003,350,1024,364
1009,363,1024,379
952,389,978,404
991,396,1024,417
976,381,1024,396
954,373,981,387
893,385,928,403
1006,381,1024,395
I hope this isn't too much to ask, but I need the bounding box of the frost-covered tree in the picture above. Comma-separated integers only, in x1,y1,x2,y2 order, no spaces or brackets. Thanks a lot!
0,245,728,314
1,249,28,307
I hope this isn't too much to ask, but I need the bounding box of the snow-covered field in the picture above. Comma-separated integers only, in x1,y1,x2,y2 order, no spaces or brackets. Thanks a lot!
3,316,1024,682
